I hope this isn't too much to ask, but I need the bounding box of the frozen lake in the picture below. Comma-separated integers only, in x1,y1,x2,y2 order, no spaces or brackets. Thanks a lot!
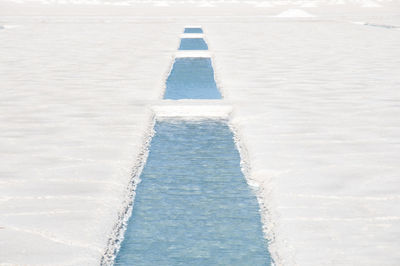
1,2,399,265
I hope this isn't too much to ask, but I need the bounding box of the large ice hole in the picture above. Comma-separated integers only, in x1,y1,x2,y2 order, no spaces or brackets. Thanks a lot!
164,58,221,100
179,38,208,50
115,120,271,266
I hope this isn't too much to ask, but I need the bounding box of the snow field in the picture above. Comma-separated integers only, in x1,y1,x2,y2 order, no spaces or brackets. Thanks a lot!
1,3,399,266
0,19,183,265
205,18,400,265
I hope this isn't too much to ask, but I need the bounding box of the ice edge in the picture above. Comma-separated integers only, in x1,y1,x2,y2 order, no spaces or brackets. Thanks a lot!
228,119,281,266
100,117,155,266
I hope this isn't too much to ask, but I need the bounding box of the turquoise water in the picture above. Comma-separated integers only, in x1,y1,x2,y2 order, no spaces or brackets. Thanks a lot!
179,38,208,50
184,28,203,33
115,120,271,265
164,58,221,99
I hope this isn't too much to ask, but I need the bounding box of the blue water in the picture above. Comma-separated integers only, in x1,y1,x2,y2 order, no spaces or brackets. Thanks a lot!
184,28,203,33
164,58,222,99
115,120,271,266
179,38,208,50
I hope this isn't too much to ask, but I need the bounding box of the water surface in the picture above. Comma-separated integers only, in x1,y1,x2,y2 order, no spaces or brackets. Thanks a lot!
184,28,203,34
179,38,208,50
164,58,221,99
115,120,271,266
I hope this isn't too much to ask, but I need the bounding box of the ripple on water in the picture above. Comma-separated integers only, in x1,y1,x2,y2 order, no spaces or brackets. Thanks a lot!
115,120,271,266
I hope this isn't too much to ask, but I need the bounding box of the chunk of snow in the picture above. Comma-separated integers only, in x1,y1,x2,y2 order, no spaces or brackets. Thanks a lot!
175,50,212,58
152,100,232,118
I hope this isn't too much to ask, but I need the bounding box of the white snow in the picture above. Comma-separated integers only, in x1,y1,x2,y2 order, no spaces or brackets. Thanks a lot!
205,16,400,265
184,25,202,28
153,1,169,7
255,1,274,8
274,9,316,18
1,1,400,266
153,100,232,118
301,1,318,8
197,1,215,7
362,0,382,8
0,24,21,29
175,50,212,58
0,17,182,265
180,33,205,38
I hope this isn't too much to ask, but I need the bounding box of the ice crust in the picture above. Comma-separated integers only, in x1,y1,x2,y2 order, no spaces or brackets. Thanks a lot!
1,2,400,266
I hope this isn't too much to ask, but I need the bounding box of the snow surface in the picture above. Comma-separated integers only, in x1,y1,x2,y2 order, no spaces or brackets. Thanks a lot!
1,1,400,266
273,8,315,17
205,16,400,265
153,100,232,118
362,0,382,8
0,18,182,265
175,50,212,58
180,33,205,38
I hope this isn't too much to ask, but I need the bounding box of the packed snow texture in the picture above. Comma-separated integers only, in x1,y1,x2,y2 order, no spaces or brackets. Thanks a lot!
0,19,182,265
205,17,400,265
153,100,232,118
273,9,315,17
1,2,400,266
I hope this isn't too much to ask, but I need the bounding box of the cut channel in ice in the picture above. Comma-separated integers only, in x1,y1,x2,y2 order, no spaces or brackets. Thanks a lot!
179,38,208,50
115,120,271,265
164,58,221,99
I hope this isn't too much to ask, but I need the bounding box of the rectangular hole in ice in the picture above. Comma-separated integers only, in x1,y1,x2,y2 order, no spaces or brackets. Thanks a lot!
164,57,221,100
115,119,271,266
184,27,204,34
179,38,208,50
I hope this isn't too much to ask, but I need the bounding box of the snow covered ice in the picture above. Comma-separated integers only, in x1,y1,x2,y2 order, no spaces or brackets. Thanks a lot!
0,18,182,265
1,0,400,265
